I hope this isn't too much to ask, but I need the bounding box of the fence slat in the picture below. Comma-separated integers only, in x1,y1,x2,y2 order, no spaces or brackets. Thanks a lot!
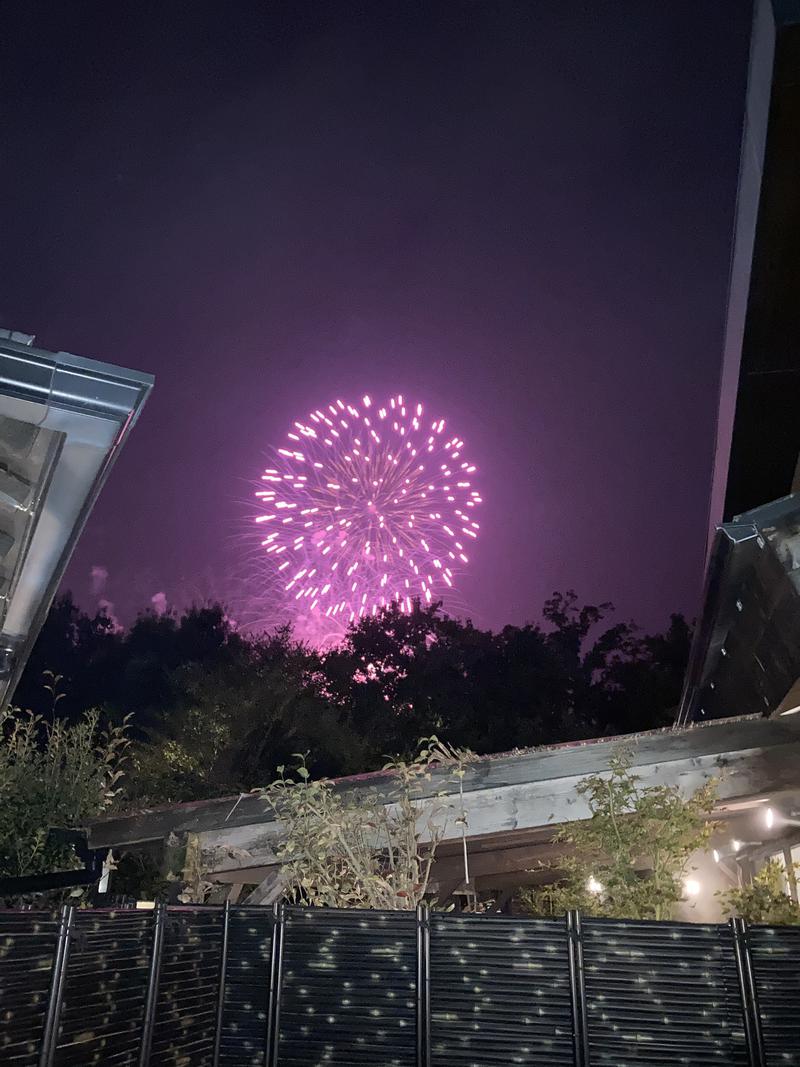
275,906,416,1066
264,903,284,1067
37,905,74,1067
149,906,224,1065
428,911,573,1065
138,905,166,1067
212,901,232,1067
747,923,800,1067
0,910,61,1065
566,910,590,1067
731,917,767,1067
582,917,749,1066
214,905,273,1066
416,904,431,1067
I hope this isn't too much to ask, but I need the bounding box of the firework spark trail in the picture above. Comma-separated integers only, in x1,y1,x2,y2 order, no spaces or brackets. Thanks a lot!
255,393,482,626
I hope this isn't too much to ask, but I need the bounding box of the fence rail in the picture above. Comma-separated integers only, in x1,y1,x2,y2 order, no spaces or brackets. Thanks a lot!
1,904,797,1066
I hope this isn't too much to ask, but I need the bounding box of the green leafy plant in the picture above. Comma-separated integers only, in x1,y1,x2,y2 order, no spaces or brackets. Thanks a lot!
718,859,800,925
0,703,129,882
520,746,718,921
262,737,473,910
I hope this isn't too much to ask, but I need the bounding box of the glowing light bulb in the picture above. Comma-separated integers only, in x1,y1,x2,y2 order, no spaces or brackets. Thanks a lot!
765,806,775,830
684,878,701,898
586,876,603,895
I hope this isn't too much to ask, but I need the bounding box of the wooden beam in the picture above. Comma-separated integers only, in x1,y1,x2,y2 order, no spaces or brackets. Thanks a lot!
190,735,800,878
474,869,556,891
225,883,244,904
89,715,800,849
242,869,285,906
430,840,568,884
88,713,800,898
209,865,275,885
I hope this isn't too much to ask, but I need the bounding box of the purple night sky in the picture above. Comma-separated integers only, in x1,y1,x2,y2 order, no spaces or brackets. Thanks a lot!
1,1,752,634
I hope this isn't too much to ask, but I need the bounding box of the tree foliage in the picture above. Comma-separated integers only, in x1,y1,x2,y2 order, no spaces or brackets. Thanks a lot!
316,593,688,761
129,631,366,803
14,591,691,806
521,747,717,921
718,860,800,925
0,699,129,881
262,739,472,910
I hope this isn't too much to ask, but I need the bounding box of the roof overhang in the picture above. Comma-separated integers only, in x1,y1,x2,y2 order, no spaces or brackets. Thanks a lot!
0,329,153,704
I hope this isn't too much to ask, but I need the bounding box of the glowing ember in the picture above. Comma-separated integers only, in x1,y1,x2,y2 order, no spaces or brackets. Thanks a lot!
256,393,482,625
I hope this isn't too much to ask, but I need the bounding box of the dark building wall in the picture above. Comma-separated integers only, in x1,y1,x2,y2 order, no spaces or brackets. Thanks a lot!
710,0,800,538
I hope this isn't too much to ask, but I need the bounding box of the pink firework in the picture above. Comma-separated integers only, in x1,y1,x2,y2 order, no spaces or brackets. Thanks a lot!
256,393,482,627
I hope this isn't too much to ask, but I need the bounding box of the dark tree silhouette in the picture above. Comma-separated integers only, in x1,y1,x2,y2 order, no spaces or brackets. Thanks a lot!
11,593,124,720
11,592,691,804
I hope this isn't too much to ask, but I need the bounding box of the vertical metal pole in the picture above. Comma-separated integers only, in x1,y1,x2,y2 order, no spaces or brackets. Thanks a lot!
212,901,231,1067
423,906,431,1067
566,910,590,1067
730,917,766,1067
740,920,767,1067
416,904,431,1067
138,904,166,1067
38,904,75,1067
265,903,285,1067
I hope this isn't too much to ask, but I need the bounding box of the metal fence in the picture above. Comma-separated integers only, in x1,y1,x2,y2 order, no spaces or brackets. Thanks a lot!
1,904,797,1066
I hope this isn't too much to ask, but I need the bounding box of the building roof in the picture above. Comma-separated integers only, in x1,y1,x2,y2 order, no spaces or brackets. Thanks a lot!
0,330,153,705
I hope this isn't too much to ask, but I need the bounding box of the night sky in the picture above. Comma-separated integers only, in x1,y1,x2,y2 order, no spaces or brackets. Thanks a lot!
0,1,753,633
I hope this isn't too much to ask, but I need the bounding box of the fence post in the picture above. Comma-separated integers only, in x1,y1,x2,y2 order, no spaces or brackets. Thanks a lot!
138,904,166,1067
265,902,285,1067
38,904,75,1067
212,900,232,1067
416,904,431,1067
566,910,590,1067
730,917,766,1067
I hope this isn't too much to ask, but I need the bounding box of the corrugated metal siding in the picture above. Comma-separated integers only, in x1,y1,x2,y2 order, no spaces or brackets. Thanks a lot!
0,910,59,1065
55,909,152,1066
582,919,749,1066
150,908,224,1067
218,907,273,1067
277,907,417,1067
429,912,574,1065
748,925,800,1067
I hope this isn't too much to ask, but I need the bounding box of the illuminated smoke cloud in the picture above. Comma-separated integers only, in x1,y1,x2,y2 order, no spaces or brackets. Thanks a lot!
150,591,168,616
97,598,123,633
255,393,482,630
90,565,109,596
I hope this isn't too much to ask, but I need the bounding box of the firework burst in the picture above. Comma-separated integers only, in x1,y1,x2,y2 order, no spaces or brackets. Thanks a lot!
254,393,481,632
